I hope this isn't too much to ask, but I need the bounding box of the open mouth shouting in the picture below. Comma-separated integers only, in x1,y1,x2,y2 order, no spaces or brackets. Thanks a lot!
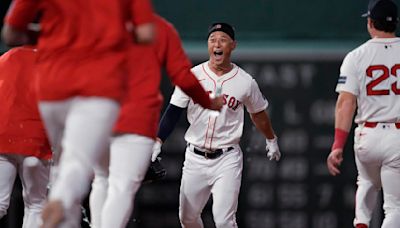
214,50,223,61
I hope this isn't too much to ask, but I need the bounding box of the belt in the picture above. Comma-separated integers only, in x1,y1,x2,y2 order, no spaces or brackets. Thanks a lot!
364,122,400,129
191,145,234,159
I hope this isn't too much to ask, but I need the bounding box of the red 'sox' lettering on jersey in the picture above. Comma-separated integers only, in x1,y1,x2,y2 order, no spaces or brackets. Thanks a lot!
193,91,241,111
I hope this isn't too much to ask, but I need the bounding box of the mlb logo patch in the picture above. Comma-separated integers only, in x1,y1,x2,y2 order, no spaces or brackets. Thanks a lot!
212,24,222,30
338,76,347,84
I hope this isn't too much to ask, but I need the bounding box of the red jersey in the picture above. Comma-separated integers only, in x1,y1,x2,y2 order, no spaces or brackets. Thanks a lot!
0,47,51,160
5,0,154,101
114,15,211,138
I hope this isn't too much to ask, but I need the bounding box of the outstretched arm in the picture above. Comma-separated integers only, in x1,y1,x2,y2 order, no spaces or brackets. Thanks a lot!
151,104,184,161
250,110,281,161
157,104,185,142
250,110,275,140
327,91,357,176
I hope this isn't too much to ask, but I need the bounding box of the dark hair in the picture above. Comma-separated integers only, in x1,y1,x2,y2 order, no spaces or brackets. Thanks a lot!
371,18,398,33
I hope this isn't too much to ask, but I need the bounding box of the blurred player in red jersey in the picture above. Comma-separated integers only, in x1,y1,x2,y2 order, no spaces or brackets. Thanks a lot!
0,46,52,228
2,0,155,227
88,14,223,228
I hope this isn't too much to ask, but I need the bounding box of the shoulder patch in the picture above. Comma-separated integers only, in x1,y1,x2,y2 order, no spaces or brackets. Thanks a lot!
338,76,347,84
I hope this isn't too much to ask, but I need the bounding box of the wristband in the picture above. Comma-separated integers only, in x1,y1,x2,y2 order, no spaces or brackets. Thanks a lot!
266,135,278,144
331,128,349,151
155,137,163,144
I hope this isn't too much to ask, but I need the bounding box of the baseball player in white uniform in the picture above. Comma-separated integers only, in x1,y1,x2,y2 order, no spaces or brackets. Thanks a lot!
152,22,281,228
327,1,400,228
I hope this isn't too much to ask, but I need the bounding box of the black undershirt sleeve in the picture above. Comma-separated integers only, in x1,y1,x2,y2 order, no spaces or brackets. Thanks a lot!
157,104,185,142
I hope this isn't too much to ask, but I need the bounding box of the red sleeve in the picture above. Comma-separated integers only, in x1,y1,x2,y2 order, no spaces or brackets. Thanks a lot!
131,0,154,25
164,25,211,109
4,0,39,30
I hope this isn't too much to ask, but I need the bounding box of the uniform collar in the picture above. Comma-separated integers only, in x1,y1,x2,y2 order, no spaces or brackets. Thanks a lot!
368,37,400,43
203,61,238,82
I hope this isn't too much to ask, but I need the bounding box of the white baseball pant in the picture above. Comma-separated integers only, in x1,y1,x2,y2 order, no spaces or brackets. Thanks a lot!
89,148,109,228
0,154,50,228
39,96,119,228
353,123,400,228
99,134,154,228
179,145,242,228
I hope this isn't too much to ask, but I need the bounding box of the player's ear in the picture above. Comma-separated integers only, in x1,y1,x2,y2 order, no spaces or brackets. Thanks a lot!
367,18,373,30
231,40,237,50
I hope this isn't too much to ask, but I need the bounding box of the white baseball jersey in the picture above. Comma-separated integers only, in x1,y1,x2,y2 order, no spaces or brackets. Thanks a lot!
337,37,400,227
336,37,400,124
170,61,268,150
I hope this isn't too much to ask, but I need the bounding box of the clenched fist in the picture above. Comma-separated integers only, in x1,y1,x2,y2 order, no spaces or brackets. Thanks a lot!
327,148,343,176
266,136,281,161
151,138,163,162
